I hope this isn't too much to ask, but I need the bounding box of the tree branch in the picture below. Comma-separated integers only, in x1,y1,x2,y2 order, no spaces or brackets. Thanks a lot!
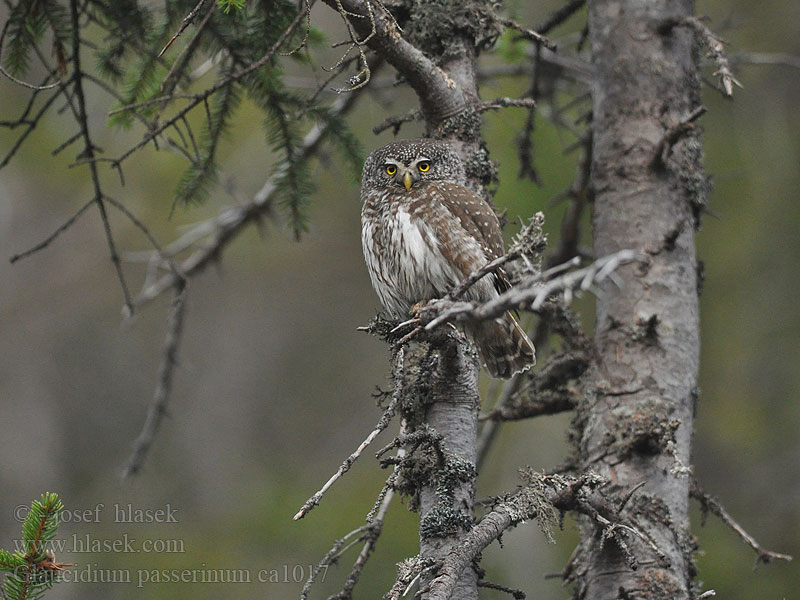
417,249,638,332
123,283,188,477
691,479,792,566
132,90,363,308
320,0,469,125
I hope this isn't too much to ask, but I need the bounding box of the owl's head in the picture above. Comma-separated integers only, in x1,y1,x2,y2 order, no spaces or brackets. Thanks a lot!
361,138,466,193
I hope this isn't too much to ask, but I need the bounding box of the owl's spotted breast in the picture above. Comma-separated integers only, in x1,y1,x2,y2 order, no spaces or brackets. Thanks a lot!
361,183,495,317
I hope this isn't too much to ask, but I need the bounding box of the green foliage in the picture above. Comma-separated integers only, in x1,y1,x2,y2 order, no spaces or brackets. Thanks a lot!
218,0,246,13
307,105,364,183
0,493,66,600
174,71,242,205
90,0,153,83
4,0,361,242
3,0,70,76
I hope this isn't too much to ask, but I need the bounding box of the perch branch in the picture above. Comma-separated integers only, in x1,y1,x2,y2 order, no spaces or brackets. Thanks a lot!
419,249,639,332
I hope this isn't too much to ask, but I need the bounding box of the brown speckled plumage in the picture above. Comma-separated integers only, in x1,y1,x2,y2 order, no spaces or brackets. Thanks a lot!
360,139,535,378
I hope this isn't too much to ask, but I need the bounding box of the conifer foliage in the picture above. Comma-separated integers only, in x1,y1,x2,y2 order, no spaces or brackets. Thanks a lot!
0,493,68,600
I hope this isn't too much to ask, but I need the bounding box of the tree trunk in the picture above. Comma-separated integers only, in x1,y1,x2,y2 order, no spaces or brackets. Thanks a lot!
417,339,481,600
576,0,705,598
416,24,484,600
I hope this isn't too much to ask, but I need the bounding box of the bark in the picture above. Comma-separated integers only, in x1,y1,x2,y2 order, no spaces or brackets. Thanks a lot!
417,339,481,600
318,2,492,598
576,1,705,598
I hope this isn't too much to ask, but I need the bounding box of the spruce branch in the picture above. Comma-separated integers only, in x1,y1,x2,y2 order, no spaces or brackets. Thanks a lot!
132,89,364,308
0,494,70,600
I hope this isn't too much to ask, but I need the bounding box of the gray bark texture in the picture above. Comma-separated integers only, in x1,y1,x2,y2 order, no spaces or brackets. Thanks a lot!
417,340,481,600
318,2,492,598
575,1,705,598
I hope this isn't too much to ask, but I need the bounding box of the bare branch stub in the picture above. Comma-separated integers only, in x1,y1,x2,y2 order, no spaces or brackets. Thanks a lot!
661,16,741,97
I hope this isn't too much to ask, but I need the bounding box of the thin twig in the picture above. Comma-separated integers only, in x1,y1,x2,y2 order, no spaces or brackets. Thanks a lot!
67,0,134,316
293,347,404,520
159,0,209,58
372,108,422,135
500,17,557,51
158,0,217,97
0,19,62,90
299,524,371,600
691,479,793,566
9,199,94,264
123,284,188,477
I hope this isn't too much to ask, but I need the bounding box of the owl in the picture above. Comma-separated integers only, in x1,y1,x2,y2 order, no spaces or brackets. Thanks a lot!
360,138,535,378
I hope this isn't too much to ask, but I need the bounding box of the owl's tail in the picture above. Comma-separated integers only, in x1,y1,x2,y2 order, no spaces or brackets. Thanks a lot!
470,313,536,379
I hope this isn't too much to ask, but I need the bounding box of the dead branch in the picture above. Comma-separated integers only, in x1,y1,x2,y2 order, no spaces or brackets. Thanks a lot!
132,89,363,308
372,108,422,135
293,347,404,520
419,249,639,333
424,472,665,600
475,97,537,113
500,17,556,51
320,422,408,600
665,16,741,97
691,479,793,566
300,524,372,600
123,283,188,477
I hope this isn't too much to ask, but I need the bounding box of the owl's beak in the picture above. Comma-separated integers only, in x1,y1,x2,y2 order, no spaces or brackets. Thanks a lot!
402,171,413,191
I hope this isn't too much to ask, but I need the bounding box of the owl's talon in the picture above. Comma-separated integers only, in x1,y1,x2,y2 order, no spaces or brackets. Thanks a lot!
391,317,420,333
397,326,422,346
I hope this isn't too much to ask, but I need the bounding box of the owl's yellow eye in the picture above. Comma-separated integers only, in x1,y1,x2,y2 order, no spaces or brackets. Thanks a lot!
385,164,397,176
417,161,430,173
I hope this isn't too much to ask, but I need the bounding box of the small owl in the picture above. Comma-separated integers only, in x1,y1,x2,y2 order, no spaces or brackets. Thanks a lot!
360,138,535,378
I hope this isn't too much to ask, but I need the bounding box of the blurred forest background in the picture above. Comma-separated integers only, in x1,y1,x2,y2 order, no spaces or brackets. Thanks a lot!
0,0,798,598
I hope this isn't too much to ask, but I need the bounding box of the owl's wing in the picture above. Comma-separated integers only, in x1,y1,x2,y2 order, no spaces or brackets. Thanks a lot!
436,183,504,258
435,182,511,294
